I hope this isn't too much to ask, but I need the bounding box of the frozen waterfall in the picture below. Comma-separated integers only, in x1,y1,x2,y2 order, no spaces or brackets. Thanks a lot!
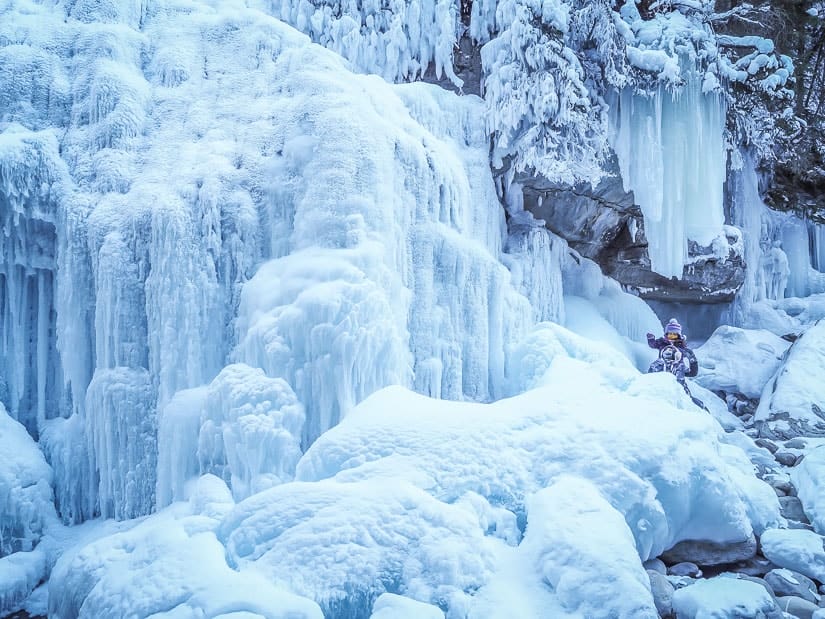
609,76,727,279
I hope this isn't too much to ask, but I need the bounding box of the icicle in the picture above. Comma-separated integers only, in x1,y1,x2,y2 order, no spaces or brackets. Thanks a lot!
608,73,726,278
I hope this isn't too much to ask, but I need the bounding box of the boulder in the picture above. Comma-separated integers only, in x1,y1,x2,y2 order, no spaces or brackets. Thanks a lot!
644,558,667,575
764,569,820,604
760,529,825,582
662,537,757,567
647,569,675,617
776,451,800,467
775,595,820,619
668,562,702,578
780,497,810,524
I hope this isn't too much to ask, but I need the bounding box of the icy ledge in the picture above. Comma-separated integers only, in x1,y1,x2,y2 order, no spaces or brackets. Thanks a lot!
50,340,781,617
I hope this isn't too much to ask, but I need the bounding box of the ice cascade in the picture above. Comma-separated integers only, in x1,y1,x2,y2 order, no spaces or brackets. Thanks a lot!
609,75,727,279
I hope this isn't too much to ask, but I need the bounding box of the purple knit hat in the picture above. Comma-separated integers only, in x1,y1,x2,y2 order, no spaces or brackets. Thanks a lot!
664,318,682,335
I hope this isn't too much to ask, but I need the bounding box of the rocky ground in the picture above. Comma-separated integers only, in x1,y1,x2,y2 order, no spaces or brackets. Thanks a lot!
648,386,825,619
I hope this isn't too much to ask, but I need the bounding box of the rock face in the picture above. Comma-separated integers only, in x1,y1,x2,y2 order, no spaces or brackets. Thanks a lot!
519,169,745,303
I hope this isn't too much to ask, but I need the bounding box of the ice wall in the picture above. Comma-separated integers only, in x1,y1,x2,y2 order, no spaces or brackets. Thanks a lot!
0,128,66,437
609,76,727,279
728,151,825,326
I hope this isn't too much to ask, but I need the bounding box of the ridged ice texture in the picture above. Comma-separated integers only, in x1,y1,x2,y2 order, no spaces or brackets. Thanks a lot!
608,75,727,278
156,364,304,506
235,73,534,447
1,0,550,520
255,0,462,85
0,128,66,437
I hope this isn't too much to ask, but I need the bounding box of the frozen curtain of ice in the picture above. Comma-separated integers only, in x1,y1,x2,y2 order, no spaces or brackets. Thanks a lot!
0,0,601,525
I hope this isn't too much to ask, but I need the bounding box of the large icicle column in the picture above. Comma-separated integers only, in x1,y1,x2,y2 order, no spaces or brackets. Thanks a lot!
609,75,727,279
0,128,66,438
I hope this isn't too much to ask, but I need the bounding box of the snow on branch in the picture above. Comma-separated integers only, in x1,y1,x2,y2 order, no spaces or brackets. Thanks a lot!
481,0,607,184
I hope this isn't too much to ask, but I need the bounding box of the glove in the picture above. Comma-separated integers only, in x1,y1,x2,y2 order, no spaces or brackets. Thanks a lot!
646,333,654,339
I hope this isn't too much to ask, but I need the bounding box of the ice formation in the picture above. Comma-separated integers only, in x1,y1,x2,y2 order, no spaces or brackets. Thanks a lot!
0,0,817,615
608,77,727,278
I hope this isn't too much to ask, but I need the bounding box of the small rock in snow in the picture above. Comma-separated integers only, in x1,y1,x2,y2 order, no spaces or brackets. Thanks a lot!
757,438,781,454
780,496,810,523
776,451,800,467
662,537,757,566
647,569,674,617
765,568,820,603
785,438,808,450
669,562,703,578
776,595,820,619
728,556,777,577
644,558,667,574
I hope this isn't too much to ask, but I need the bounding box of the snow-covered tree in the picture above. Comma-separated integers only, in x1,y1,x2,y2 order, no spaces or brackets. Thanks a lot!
481,0,608,185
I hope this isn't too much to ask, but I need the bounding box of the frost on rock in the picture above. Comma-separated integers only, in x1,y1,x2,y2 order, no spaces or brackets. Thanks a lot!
760,528,825,583
156,364,304,507
48,474,323,619
792,445,825,535
755,321,825,439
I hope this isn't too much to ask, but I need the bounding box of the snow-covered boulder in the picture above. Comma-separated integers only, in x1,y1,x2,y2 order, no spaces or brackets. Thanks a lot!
760,528,825,583
792,445,825,534
755,321,825,439
672,575,783,619
694,326,790,399
48,475,322,619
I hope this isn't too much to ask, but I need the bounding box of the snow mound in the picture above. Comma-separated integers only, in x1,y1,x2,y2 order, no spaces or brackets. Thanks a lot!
297,357,781,556
755,321,825,439
518,477,657,618
0,404,54,557
695,325,790,399
48,475,322,619
672,575,781,619
792,445,825,535
370,593,445,619
219,478,492,616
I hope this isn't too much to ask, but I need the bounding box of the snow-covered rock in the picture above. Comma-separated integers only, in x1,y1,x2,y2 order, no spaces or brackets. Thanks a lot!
48,475,322,619
764,568,820,604
760,528,825,583
695,326,791,399
672,575,783,619
755,322,825,439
